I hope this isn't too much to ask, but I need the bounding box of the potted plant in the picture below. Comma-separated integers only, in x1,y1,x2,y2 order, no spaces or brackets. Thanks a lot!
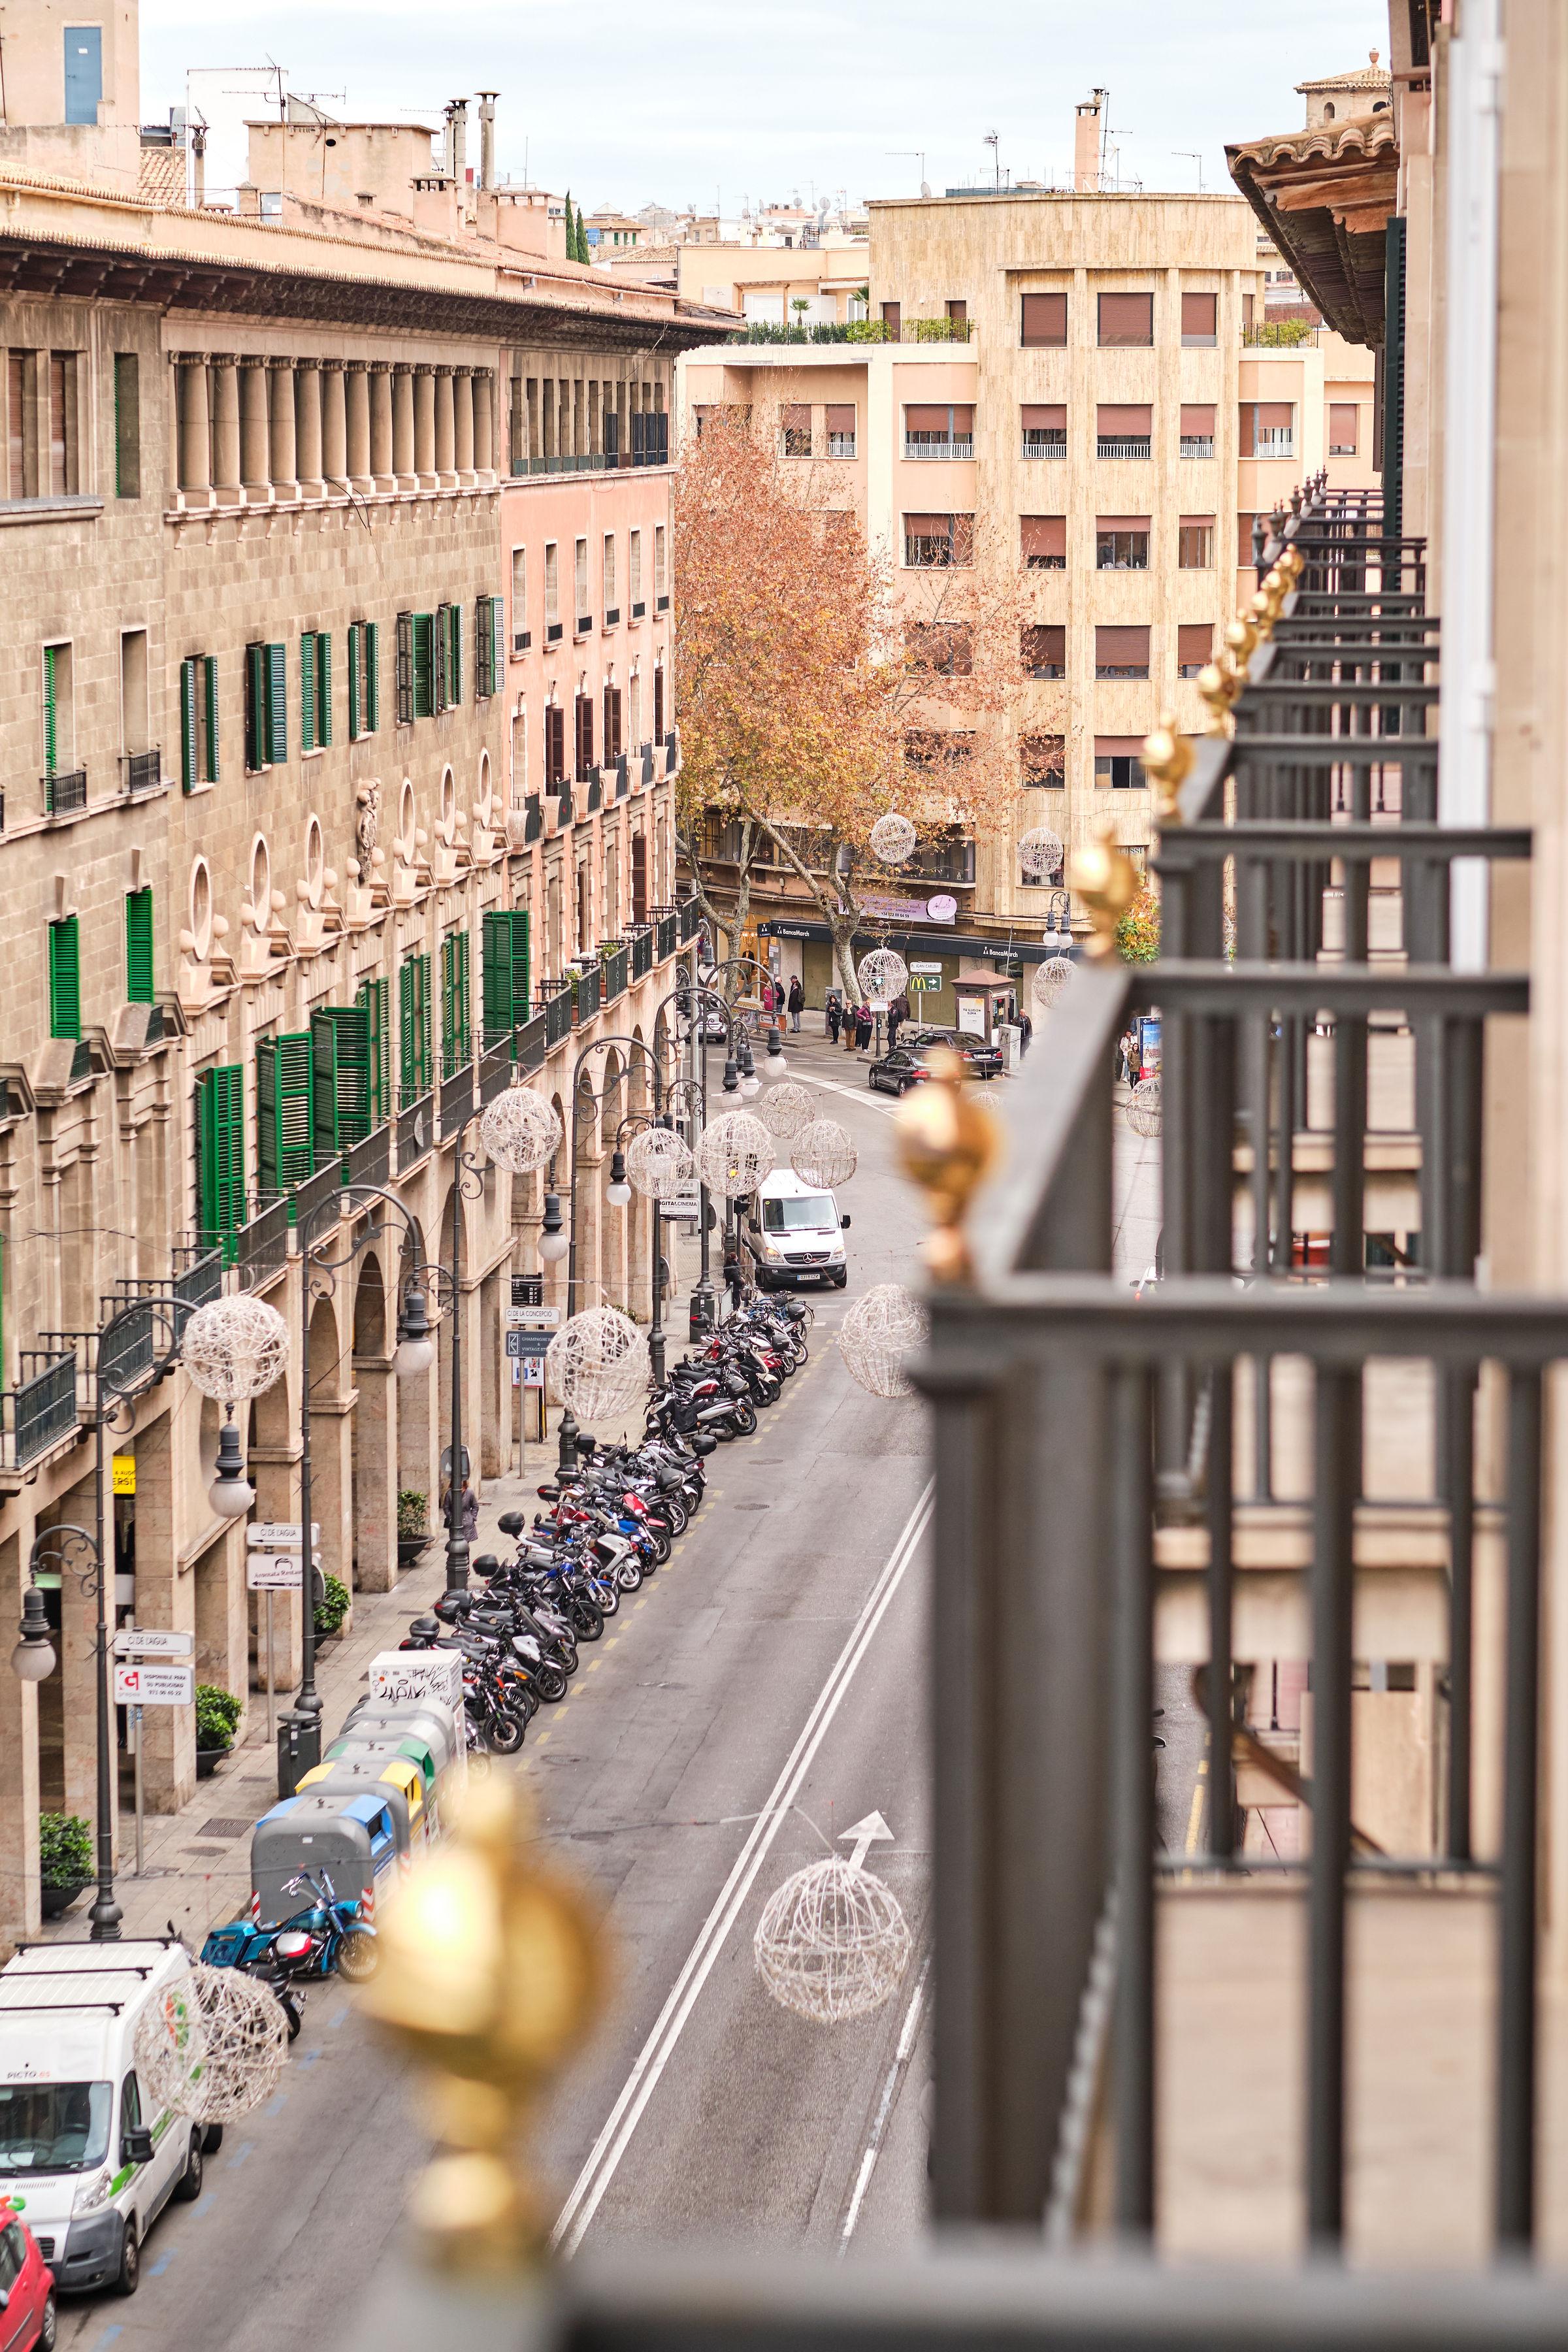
314,1572,350,1645
39,1812,93,1919
195,1684,242,1778
397,1490,430,1570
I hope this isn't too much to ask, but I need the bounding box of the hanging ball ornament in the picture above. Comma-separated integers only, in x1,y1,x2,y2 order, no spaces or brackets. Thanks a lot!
869,812,917,869
856,948,908,1006
695,1111,774,1201
134,1961,289,2125
1019,826,1065,883
181,1296,289,1405
753,1857,913,2024
546,1307,650,1424
757,1081,815,1140
625,1125,694,1203
479,1085,563,1175
791,1119,858,1190
1127,1074,1163,1138
1032,955,1073,1010
838,1283,927,1399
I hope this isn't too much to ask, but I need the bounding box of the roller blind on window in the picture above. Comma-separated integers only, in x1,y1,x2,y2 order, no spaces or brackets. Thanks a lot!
1180,403,1216,434
1098,292,1152,345
781,403,809,429
1256,402,1294,428
1021,516,1066,559
1023,625,1066,662
1098,404,1152,435
1021,292,1068,346
1177,623,1214,664
1021,404,1066,429
1180,292,1217,338
1179,512,1216,529
905,405,951,433
1096,515,1150,534
1094,734,1149,755
825,404,856,433
1330,402,1360,446
1096,626,1150,662
904,513,950,534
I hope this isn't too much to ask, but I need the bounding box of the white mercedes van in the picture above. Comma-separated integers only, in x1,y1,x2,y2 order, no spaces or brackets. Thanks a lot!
743,1168,850,1291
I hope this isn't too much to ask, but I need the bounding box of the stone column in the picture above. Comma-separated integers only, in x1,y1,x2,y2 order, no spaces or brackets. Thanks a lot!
479,1269,503,1477
177,357,212,501
345,362,374,493
321,361,348,489
392,365,416,487
370,363,395,491
210,355,241,501
474,370,495,480
414,366,437,485
238,358,270,500
295,362,324,497
131,1409,197,1814
267,359,298,500
434,368,457,483
351,1356,399,1593
453,369,475,480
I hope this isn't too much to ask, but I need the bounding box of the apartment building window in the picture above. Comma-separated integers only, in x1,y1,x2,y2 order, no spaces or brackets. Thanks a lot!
1022,625,1066,680
906,621,973,676
399,951,433,1097
629,531,644,617
48,353,78,493
244,642,287,768
42,641,73,776
394,611,431,724
904,403,973,459
1021,733,1066,787
654,524,668,610
629,671,642,744
1098,292,1153,346
1178,516,1215,568
475,594,503,696
1094,738,1147,788
1096,517,1149,571
946,300,968,329
1239,400,1296,458
781,402,812,458
346,619,380,737
114,354,140,497
300,629,332,752
8,350,37,497
1097,404,1151,460
881,301,902,336
1021,403,1066,459
440,930,470,1073
48,915,81,1039
574,691,595,779
1177,623,1214,679
904,512,972,568
826,403,856,457
574,537,591,632
196,1064,246,1255
1238,512,1261,564
1180,402,1216,459
1330,402,1360,455
1021,292,1068,348
510,546,529,650
1095,625,1150,679
433,602,463,710
630,407,669,466
545,702,566,789
653,662,665,741
604,681,623,763
125,889,155,1005
603,534,619,625
544,541,562,641
1181,291,1218,347
1021,515,1066,569
180,654,220,789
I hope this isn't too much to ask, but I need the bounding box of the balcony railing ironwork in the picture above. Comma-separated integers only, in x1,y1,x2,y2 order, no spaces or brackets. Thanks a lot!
540,977,575,1051
2,1352,78,1469
1096,436,1151,461
904,436,974,461
396,1089,434,1171
601,942,629,1002
1022,433,1067,459
44,766,88,817
629,923,654,981
123,749,162,794
573,961,602,1024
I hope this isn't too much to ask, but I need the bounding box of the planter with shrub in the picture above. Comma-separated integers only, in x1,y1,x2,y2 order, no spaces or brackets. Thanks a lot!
39,1812,93,1918
195,1683,242,1778
314,1572,351,1644
397,1490,430,1570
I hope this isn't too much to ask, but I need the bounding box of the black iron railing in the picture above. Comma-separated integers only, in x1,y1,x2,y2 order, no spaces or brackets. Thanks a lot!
654,906,678,962
123,749,162,794
396,1090,434,1171
44,767,87,817
601,942,628,1002
540,978,574,1051
574,961,602,1024
3,1352,78,1467
679,893,702,944
629,923,654,981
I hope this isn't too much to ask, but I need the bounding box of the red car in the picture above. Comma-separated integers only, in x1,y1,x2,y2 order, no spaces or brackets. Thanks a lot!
0,2200,54,2351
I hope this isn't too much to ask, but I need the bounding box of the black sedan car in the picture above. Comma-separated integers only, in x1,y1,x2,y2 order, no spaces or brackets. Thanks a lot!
868,1027,1004,1094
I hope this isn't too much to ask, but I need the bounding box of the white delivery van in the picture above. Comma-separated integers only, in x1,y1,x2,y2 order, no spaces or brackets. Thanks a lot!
743,1168,850,1292
0,1940,208,2297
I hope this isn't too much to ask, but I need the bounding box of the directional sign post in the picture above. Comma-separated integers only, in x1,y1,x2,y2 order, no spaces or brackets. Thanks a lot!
114,1662,195,1878
246,1523,319,1549
112,1627,193,1658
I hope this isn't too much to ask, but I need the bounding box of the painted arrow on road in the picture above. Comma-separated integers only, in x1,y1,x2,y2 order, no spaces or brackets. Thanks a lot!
839,1810,894,1871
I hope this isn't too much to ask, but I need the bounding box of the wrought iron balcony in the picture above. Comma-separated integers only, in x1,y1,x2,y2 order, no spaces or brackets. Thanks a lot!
43,766,87,817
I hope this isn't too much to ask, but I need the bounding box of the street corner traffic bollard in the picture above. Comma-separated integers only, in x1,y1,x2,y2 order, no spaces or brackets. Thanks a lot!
276,1708,323,1801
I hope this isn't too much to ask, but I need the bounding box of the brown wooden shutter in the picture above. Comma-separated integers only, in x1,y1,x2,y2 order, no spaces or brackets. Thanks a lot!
1180,291,1217,339
1097,404,1152,435
1256,401,1294,428
1237,406,1256,457
1096,514,1151,533
904,512,949,535
946,299,967,326
1022,625,1066,667
1095,625,1151,668
1177,623,1213,666
906,405,952,433
825,403,856,433
1021,404,1067,430
881,301,901,333
1329,402,1360,448
950,404,974,434
1097,291,1152,345
1180,402,1216,434
1021,515,1066,559
1237,512,1258,554
1021,292,1068,346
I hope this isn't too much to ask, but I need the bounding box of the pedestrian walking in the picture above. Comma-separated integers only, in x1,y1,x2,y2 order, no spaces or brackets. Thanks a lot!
787,975,804,1034
856,1002,874,1052
442,1477,480,1544
760,976,777,1018
1019,1009,1034,1058
826,990,843,1043
887,990,909,1053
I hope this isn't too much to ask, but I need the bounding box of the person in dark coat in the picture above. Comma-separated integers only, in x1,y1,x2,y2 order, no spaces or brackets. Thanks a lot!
826,991,843,1043
787,975,804,1034
1018,1009,1034,1057
856,1002,874,1051
887,991,909,1053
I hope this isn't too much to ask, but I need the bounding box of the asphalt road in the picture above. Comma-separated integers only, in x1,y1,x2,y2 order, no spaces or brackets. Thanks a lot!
59,1033,936,2351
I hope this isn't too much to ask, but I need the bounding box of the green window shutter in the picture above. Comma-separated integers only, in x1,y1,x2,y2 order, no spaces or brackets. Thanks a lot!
300,631,317,755
474,596,492,698
255,1030,314,1194
412,613,434,718
400,952,433,1095
347,622,361,742
265,642,287,763
482,909,529,1039
448,601,463,705
42,646,57,777
365,620,380,732
433,604,449,711
48,915,80,1040
244,642,264,770
197,1063,246,1260
312,1004,370,1165
441,931,470,1070
317,630,332,747
396,612,413,725
203,655,220,783
125,889,154,1004
356,975,391,1122
180,656,198,792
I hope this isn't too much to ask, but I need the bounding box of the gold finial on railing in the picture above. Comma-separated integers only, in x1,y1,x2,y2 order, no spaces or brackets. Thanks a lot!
1141,713,1193,825
1278,543,1304,584
1262,565,1288,624
1068,818,1141,962
357,1772,607,2275
895,1045,1001,1286
1196,657,1239,738
1223,613,1258,675
1248,588,1276,644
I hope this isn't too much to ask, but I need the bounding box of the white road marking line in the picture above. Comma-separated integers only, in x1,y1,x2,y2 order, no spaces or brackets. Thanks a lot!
838,1948,931,2255
550,1477,935,2258
787,1068,898,1119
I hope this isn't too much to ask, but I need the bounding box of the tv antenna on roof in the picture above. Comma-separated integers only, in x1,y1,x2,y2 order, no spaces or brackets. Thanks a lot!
1175,150,1205,191
886,150,930,198
983,128,1001,189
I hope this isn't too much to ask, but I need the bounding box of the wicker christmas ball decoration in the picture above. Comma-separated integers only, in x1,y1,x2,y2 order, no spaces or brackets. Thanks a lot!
1126,1075,1163,1138
695,1111,774,1201
791,1118,857,1190
1019,825,1065,882
754,1857,913,2023
625,1125,693,1203
134,1961,289,2124
479,1084,562,1175
546,1307,650,1423
1032,955,1073,1009
869,812,917,868
757,1081,815,1140
856,948,908,1005
181,1297,289,1405
838,1283,927,1399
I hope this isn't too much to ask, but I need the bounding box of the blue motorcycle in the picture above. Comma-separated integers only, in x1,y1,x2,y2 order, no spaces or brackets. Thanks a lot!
203,1869,378,1991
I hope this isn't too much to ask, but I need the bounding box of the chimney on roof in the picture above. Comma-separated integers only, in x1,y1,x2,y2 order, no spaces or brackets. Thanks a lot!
1074,90,1105,193
445,98,468,184
478,91,497,191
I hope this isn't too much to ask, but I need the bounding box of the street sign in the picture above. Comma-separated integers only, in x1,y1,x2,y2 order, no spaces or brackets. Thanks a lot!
112,1455,136,1495
112,1627,193,1658
521,1355,546,1390
246,1553,302,1592
910,960,943,973
504,1305,560,1330
907,973,941,994
666,1177,701,1224
511,1274,544,1308
114,1662,194,1707
247,1523,320,1548
506,1330,550,1360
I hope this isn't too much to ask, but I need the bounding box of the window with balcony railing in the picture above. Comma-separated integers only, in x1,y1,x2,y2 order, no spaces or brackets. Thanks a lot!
1180,435,1215,459
904,402,973,461
1022,431,1067,459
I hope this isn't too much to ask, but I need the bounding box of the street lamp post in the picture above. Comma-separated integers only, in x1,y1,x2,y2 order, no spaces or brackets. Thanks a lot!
12,1524,118,1938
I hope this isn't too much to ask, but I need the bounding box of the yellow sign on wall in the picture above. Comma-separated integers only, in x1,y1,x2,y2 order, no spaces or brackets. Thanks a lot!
112,1456,136,1496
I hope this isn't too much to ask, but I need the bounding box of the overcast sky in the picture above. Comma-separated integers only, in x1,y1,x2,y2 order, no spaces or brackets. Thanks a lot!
139,0,1388,216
